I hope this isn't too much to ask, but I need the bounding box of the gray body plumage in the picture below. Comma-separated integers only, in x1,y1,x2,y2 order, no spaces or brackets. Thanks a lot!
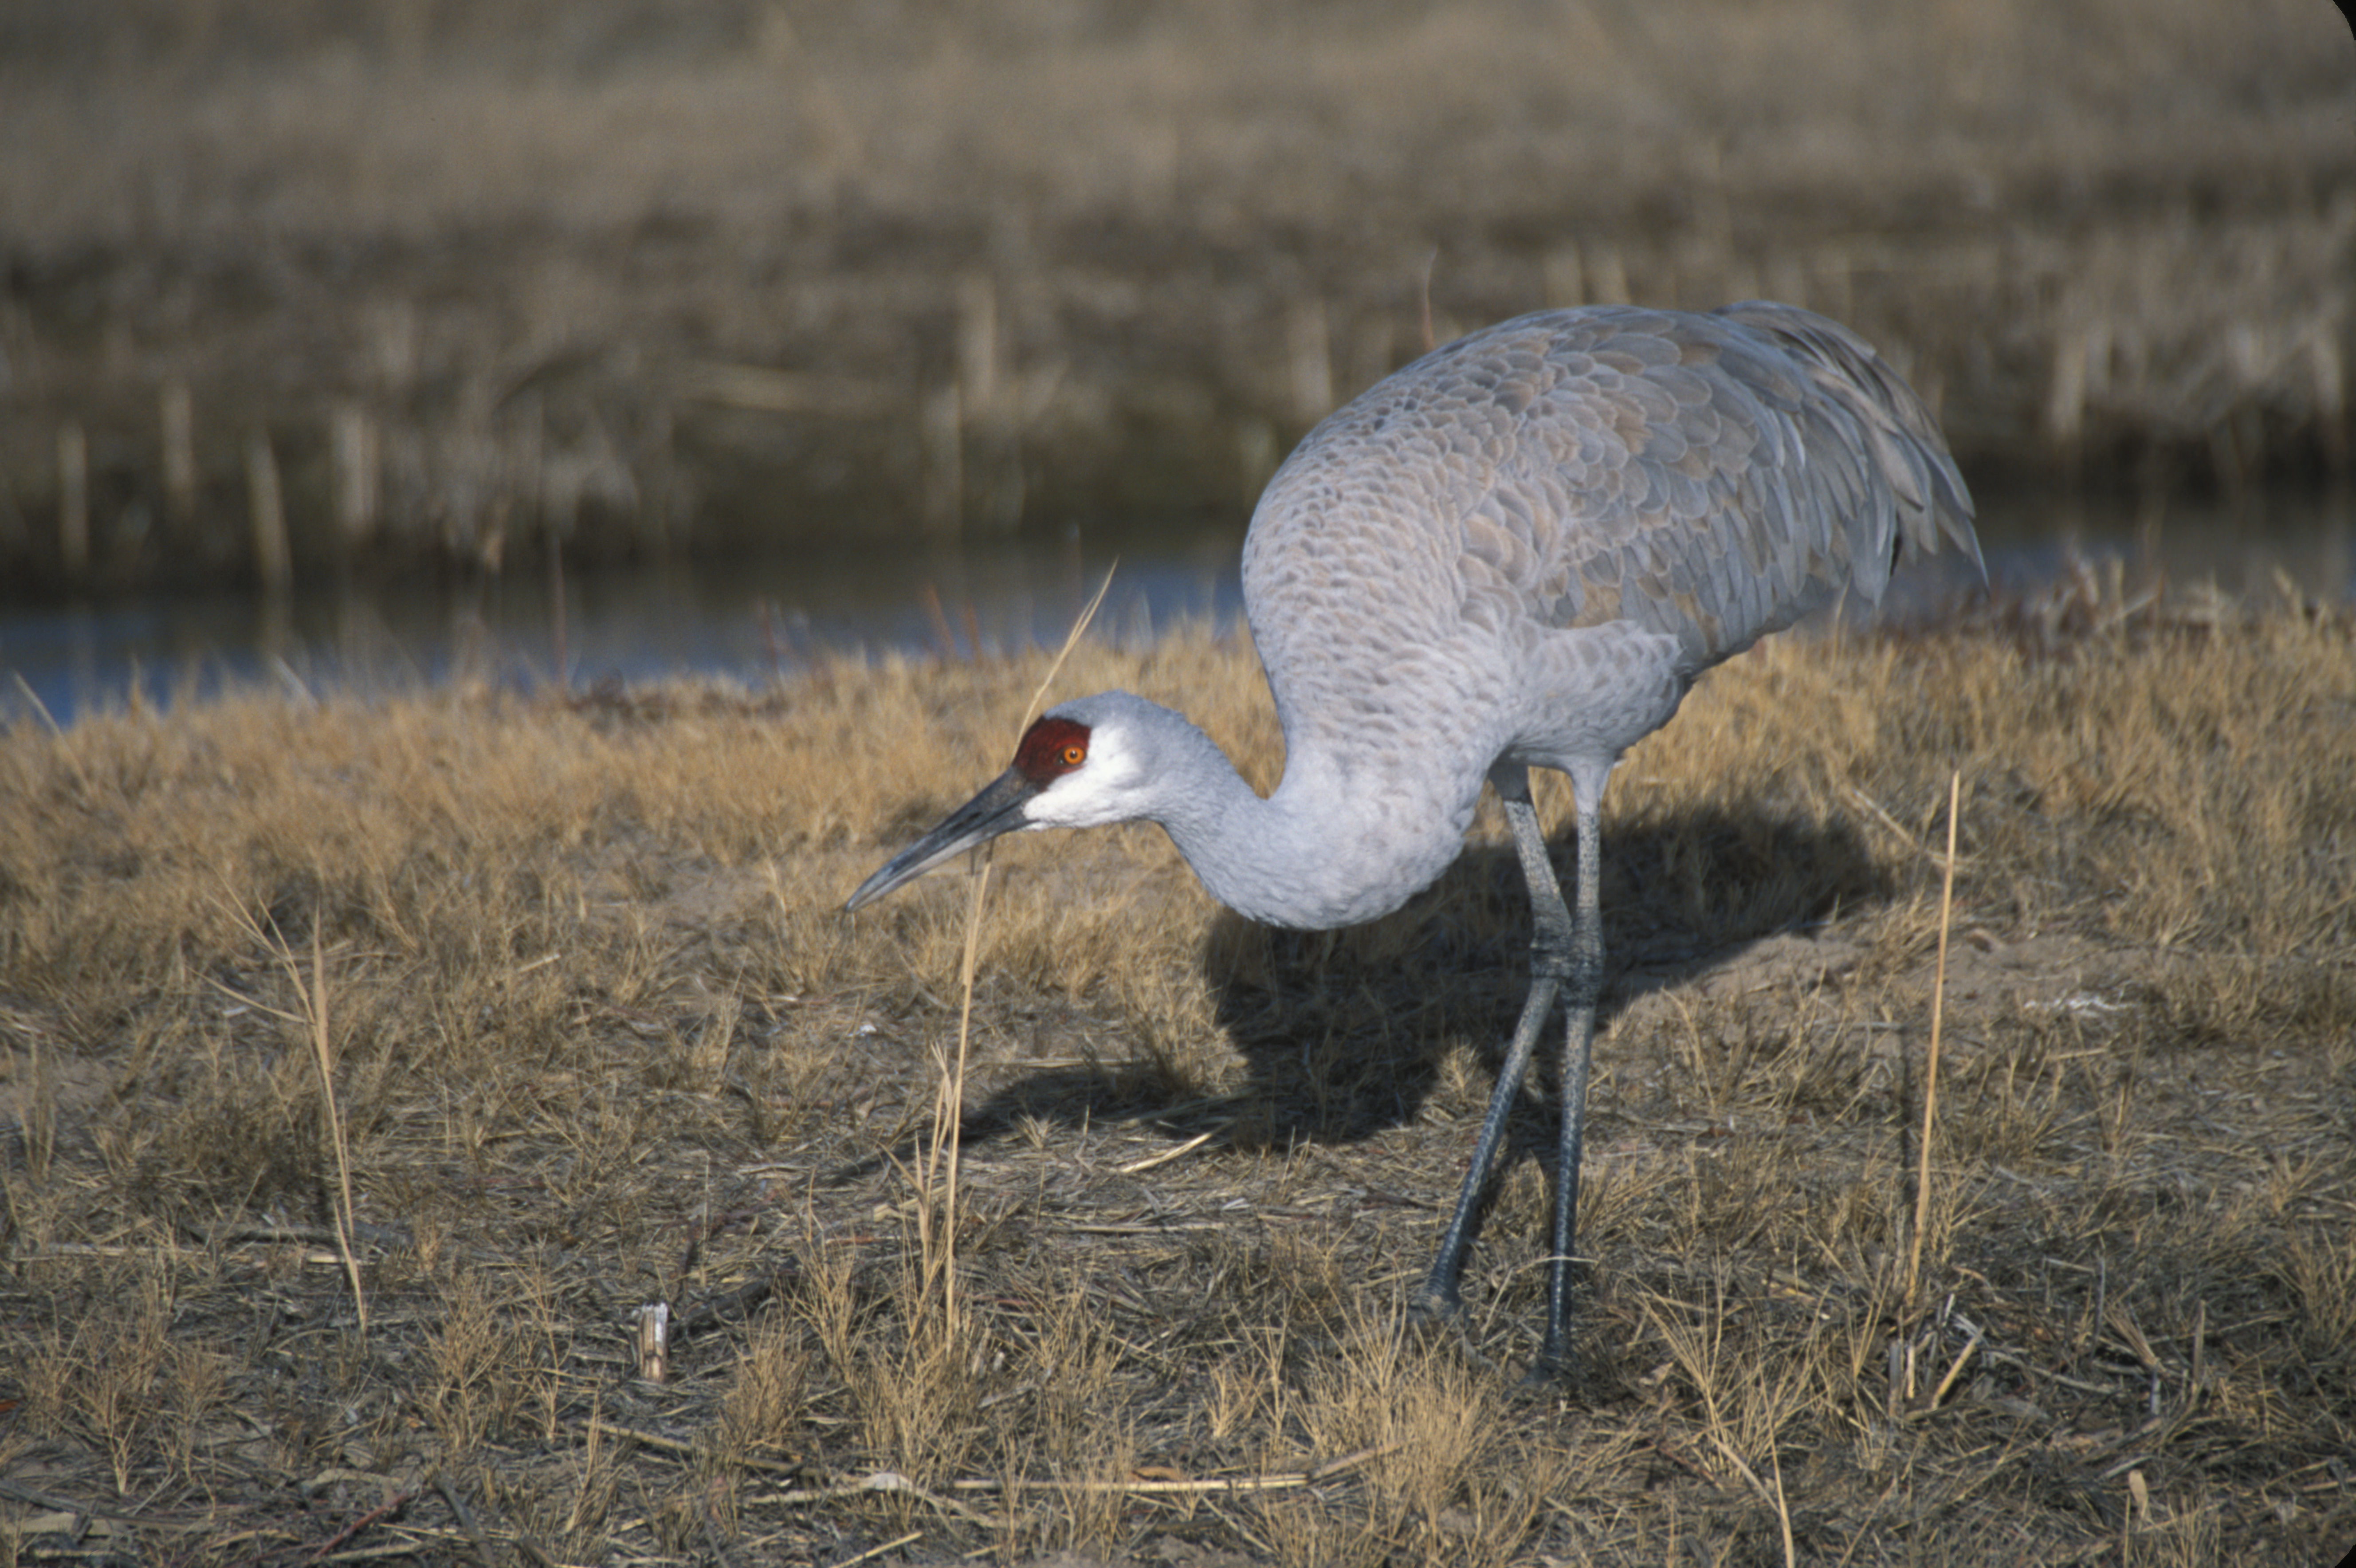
848,299,1978,1375
1156,301,1976,929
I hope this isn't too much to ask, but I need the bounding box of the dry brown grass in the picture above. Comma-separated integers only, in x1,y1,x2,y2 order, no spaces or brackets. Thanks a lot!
3,583,2355,1563
0,0,2348,591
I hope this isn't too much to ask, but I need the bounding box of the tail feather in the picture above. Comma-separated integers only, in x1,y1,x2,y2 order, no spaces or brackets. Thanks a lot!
1713,300,1981,579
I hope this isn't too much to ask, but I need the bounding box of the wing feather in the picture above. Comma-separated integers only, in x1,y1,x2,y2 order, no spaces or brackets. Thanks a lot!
1240,300,1977,763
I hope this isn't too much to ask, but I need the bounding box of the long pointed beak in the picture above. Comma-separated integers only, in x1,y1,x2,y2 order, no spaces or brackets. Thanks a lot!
843,767,1040,911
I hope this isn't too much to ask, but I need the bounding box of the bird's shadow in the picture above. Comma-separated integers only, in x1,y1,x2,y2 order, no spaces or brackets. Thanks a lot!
942,799,1888,1164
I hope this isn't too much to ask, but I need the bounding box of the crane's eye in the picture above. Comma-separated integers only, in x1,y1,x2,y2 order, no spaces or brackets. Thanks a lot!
1060,743,1086,767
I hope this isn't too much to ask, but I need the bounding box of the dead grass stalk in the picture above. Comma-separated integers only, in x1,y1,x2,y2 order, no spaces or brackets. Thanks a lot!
1904,770,1963,1321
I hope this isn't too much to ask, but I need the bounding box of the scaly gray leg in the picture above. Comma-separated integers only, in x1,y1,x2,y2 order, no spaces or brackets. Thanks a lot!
1535,778,1606,1378
1410,766,1573,1330
1412,761,1610,1382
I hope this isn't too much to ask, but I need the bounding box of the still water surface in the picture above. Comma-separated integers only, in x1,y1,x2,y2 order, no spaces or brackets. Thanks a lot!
3,491,2347,726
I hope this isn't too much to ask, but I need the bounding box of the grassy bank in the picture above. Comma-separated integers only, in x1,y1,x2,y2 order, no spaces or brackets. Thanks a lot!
0,0,2349,593
3,589,2354,1563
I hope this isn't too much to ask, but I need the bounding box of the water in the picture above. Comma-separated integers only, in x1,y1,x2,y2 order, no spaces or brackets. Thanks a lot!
0,521,1248,725
3,491,2347,726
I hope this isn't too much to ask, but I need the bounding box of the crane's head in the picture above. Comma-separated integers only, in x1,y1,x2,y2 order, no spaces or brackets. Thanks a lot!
841,696,1159,911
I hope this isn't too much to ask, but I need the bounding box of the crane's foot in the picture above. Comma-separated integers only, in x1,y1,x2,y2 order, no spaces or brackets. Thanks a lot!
1520,1335,1577,1388
1406,1273,1462,1324
1406,1276,1506,1377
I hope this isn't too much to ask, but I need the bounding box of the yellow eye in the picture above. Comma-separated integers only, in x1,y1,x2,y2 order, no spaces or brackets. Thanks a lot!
1061,744,1087,766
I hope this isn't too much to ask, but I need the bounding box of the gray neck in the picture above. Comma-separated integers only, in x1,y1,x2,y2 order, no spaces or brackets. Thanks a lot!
1121,700,1472,932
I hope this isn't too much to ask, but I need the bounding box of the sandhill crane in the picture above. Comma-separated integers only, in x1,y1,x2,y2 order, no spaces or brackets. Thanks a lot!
846,301,1979,1376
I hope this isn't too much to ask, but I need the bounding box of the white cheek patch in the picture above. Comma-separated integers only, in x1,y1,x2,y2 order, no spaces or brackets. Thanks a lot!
1024,727,1143,829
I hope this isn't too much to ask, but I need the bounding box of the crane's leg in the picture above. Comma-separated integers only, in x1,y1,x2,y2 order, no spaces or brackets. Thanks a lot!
1410,766,1573,1335
1538,762,1610,1377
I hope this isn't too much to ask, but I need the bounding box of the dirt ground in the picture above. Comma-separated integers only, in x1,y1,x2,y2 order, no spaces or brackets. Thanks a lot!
3,584,2354,1564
